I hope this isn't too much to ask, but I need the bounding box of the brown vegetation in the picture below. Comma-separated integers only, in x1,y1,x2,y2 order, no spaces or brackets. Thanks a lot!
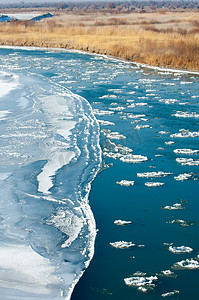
0,10,199,71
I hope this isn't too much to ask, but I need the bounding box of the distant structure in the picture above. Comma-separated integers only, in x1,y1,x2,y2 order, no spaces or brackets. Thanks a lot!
0,15,12,22
31,13,53,22
0,13,53,23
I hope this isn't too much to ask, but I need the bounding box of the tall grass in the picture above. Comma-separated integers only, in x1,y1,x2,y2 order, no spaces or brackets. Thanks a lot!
0,19,199,70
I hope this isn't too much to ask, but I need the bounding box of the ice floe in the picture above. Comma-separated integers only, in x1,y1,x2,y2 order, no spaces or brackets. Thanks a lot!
109,106,126,111
131,120,141,124
169,246,193,254
102,129,126,140
110,241,135,249
173,258,199,270
161,290,180,297
170,129,199,138
135,124,151,130
116,180,135,186
124,274,158,292
128,114,146,119
174,173,194,181
103,152,123,159
172,111,199,118
137,171,172,178
103,141,133,160
165,141,175,145
161,203,184,210
174,149,199,155
93,109,114,115
176,158,199,166
99,94,117,99
127,102,148,108
180,81,193,84
120,154,148,163
160,270,176,277
114,220,132,225
168,219,196,227
159,99,178,104
145,182,164,187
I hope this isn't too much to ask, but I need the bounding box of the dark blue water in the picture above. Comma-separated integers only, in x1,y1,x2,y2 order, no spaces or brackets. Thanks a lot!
0,47,198,299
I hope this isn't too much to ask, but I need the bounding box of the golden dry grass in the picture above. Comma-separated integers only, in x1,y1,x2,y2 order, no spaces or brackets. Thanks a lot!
0,11,199,70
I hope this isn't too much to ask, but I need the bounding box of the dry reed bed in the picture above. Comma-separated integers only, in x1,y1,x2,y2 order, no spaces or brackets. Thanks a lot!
0,21,199,70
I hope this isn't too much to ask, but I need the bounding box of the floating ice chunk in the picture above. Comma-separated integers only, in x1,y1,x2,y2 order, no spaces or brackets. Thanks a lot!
115,144,133,154
107,132,126,140
127,91,136,94
93,109,114,116
116,180,135,186
161,290,180,297
97,120,115,126
114,220,132,225
136,102,148,106
169,246,193,254
173,259,199,270
138,96,148,99
180,81,193,84
146,89,156,92
120,154,148,163
174,149,199,155
179,102,189,106
161,270,176,277
176,158,199,166
172,111,199,118
137,171,172,178
165,141,175,145
174,173,194,181
110,241,135,249
168,219,196,227
127,102,148,108
103,129,126,140
127,103,136,108
99,94,117,99
124,275,158,291
109,106,126,111
145,182,164,187
170,129,199,138
129,114,146,119
103,152,122,159
131,120,141,124
103,142,133,159
159,98,178,104
108,88,123,93
135,124,151,130
146,93,157,96
161,203,184,210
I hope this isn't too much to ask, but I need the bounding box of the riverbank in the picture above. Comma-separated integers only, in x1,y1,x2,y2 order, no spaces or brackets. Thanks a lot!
0,11,199,71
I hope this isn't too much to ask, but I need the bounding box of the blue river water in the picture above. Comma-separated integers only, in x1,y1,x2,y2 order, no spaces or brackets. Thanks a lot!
0,47,198,299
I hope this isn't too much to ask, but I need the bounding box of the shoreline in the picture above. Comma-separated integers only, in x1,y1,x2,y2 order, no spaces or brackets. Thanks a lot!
1,44,199,76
